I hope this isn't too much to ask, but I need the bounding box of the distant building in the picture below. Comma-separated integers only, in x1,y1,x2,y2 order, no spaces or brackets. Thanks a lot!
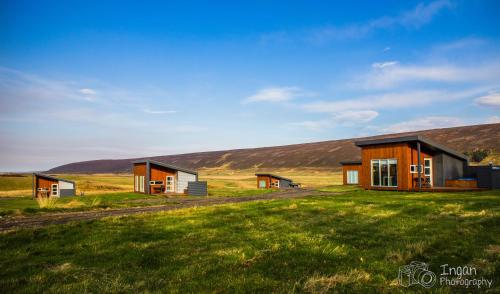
255,173,298,189
132,160,201,195
32,173,76,198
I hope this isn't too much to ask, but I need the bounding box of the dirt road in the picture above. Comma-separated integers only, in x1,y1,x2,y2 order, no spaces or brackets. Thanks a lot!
0,189,333,232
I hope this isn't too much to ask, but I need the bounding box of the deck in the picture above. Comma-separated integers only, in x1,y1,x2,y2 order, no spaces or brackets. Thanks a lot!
411,187,488,192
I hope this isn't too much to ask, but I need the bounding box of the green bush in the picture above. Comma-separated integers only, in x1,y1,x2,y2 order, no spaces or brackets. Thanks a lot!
464,148,490,162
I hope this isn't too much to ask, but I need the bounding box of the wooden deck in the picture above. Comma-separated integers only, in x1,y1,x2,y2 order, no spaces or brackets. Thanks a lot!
411,186,488,192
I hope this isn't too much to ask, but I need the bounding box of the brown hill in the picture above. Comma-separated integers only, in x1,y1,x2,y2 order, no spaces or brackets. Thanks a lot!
48,123,500,173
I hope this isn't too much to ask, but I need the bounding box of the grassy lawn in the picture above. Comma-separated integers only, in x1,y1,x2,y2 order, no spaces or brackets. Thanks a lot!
1,188,499,293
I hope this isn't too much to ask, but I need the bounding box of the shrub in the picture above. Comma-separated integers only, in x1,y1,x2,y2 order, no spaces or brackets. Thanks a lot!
464,148,490,162
36,197,58,209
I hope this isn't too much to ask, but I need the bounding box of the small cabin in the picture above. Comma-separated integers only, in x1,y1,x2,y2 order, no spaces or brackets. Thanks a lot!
340,161,362,185
32,173,76,198
132,160,199,195
255,173,298,189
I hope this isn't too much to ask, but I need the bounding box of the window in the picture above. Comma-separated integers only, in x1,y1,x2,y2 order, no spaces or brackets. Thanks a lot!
424,158,431,176
166,176,174,192
139,176,145,192
135,176,139,191
149,180,164,185
410,165,423,173
51,184,58,196
371,159,398,187
259,180,266,188
346,170,359,184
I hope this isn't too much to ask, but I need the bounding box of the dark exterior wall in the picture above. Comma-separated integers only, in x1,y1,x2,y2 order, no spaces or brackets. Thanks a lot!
342,164,362,185
188,181,208,196
466,166,500,189
442,153,465,183
59,188,75,197
279,179,292,188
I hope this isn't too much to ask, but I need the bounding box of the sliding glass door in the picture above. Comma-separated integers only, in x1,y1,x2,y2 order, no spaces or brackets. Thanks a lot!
371,159,398,187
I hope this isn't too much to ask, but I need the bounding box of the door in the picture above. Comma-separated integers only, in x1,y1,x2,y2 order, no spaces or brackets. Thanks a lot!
424,158,433,186
166,176,175,193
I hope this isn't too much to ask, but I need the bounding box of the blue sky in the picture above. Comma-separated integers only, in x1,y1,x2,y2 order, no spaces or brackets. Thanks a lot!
1,0,499,171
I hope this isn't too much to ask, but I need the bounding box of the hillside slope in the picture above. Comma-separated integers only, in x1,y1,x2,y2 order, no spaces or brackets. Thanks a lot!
49,123,500,173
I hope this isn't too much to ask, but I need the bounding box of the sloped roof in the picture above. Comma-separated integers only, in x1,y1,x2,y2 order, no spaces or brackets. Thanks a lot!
33,173,75,184
255,173,293,182
354,135,468,161
132,160,198,175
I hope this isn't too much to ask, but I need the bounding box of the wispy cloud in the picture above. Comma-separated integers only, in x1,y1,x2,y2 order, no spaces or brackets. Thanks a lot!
143,109,178,114
243,86,313,104
379,116,464,133
308,0,453,42
290,110,379,131
475,91,500,108
359,61,500,89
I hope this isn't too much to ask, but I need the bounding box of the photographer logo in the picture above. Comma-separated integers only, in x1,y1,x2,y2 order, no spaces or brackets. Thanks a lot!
398,261,436,288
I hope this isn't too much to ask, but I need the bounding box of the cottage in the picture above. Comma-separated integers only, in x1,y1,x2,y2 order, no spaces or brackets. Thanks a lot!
132,160,199,195
32,173,76,198
341,135,487,191
255,173,298,189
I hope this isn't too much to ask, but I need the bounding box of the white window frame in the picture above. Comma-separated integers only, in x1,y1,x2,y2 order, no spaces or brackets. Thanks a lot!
149,180,164,185
139,176,145,193
51,184,58,196
166,176,175,192
410,165,423,174
346,170,359,184
424,158,433,186
371,159,398,188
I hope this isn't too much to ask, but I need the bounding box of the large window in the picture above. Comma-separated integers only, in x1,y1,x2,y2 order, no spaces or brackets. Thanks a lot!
259,180,266,188
371,159,398,187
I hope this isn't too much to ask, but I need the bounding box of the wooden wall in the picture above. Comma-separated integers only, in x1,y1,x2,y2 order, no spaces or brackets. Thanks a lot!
256,175,280,189
35,176,58,197
149,164,176,194
133,163,146,193
342,164,362,185
360,143,409,190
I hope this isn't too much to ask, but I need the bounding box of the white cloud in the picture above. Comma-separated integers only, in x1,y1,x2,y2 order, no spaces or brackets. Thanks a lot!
243,86,312,104
289,120,333,131
359,61,500,89
486,116,500,124
308,0,452,42
372,61,399,69
143,109,178,114
383,47,391,52
380,116,464,133
333,110,379,123
79,88,97,95
303,88,486,113
475,91,500,108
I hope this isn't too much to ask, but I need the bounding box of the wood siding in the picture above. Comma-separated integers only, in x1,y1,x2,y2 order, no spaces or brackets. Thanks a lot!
35,176,58,198
256,175,280,189
360,143,409,190
149,165,176,194
342,164,362,185
133,163,146,193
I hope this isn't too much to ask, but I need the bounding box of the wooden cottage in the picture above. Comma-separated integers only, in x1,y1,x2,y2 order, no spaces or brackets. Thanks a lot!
341,135,481,191
255,173,298,189
32,173,76,198
132,160,198,195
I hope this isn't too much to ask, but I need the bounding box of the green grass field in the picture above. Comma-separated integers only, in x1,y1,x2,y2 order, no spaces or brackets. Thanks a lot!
1,188,499,293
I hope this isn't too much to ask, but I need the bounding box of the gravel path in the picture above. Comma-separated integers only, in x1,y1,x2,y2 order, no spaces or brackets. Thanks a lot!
0,189,334,232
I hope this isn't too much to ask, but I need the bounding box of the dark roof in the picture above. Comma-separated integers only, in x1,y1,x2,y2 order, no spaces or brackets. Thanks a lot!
33,173,75,184
354,135,468,161
339,160,362,165
255,173,293,182
132,160,198,175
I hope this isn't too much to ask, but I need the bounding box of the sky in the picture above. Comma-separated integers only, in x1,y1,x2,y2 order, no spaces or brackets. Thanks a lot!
1,0,500,171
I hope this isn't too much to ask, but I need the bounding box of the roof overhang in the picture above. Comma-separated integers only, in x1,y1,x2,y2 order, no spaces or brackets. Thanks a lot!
339,160,362,165
33,173,76,184
355,135,468,161
132,160,198,175
255,173,293,182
